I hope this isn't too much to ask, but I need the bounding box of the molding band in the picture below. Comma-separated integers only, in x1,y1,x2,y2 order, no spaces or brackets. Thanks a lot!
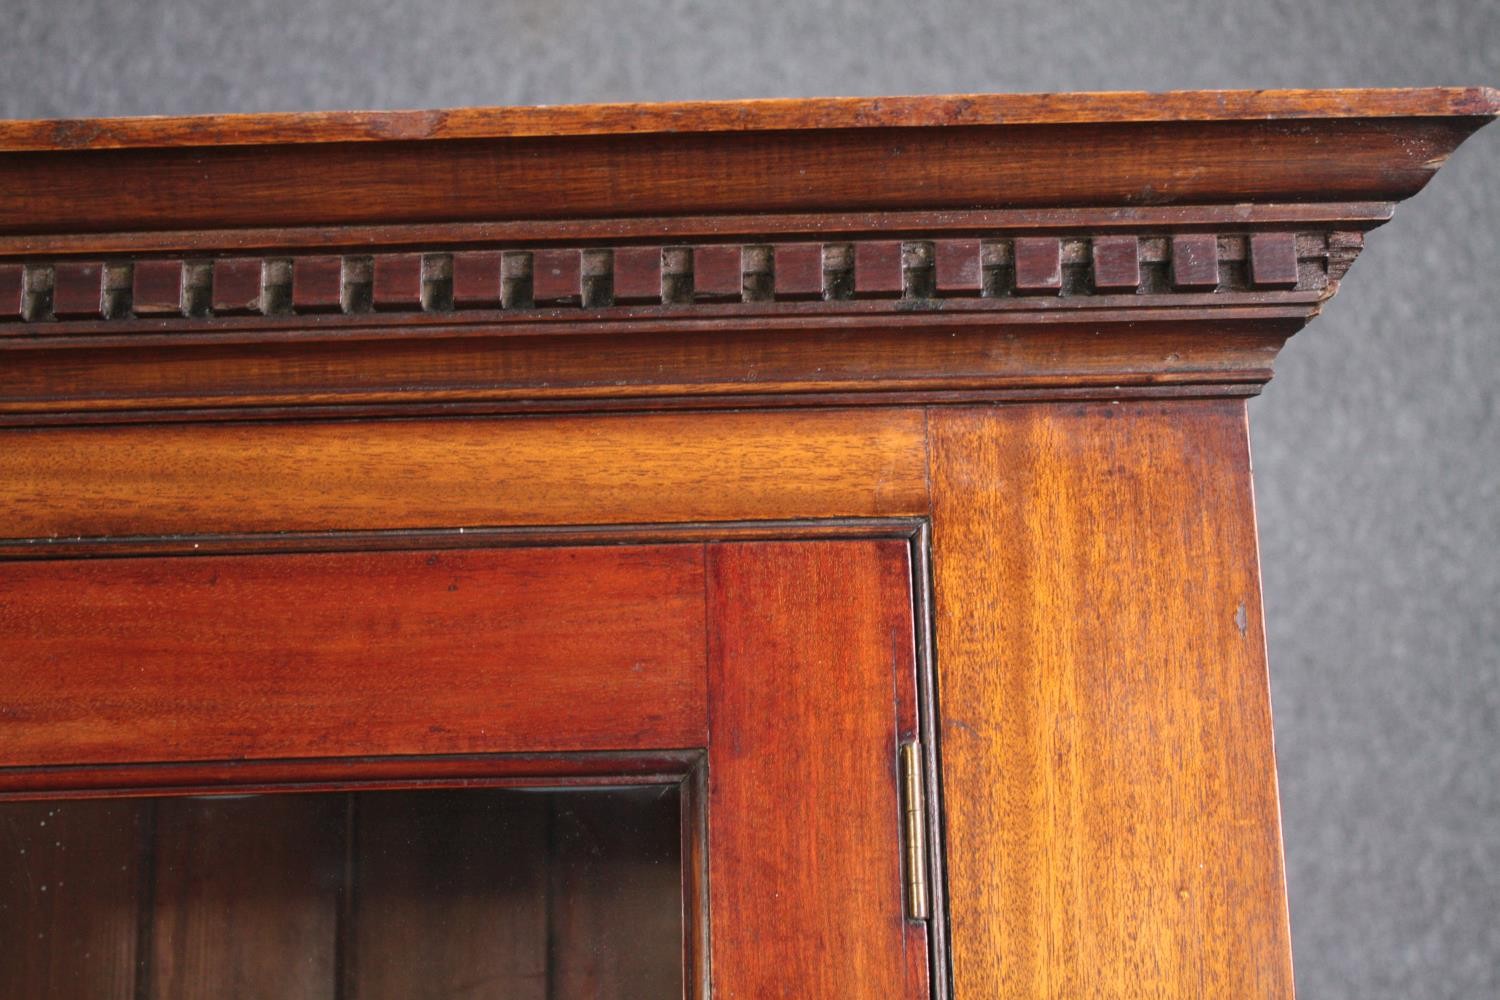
2,230,1362,328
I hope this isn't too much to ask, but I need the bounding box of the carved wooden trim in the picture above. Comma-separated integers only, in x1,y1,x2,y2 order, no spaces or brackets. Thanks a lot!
0,89,1488,424
1,229,1360,327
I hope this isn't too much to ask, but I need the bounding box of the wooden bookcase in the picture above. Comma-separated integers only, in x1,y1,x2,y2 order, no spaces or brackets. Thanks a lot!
0,87,1494,998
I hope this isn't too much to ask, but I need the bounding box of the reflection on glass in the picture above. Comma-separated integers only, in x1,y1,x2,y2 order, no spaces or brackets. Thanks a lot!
0,785,683,999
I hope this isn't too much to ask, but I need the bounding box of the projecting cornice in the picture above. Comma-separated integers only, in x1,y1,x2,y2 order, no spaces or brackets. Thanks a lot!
0,89,1492,424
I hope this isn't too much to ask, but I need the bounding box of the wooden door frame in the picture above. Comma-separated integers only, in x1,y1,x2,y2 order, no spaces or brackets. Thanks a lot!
0,529,944,1000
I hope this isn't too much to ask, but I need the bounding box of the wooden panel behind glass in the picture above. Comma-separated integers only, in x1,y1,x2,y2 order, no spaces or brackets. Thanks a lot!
150,795,344,1000
0,800,145,999
349,791,550,999
547,788,684,999
0,786,683,1000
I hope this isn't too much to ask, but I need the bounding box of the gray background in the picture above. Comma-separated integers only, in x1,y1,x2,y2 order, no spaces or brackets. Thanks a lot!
3,1,1495,995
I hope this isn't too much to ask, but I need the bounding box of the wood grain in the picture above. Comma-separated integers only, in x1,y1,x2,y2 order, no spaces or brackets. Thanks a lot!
3,87,1493,150
349,790,550,1000
0,799,144,999
613,247,662,303
692,244,741,300
130,259,183,315
150,794,343,1000
210,258,263,315
927,400,1294,999
0,264,21,318
451,250,502,308
0,229,1342,327
1091,235,1141,292
1013,236,1063,295
934,238,982,294
547,787,684,1000
0,312,1306,423
1171,234,1221,290
854,240,903,296
0,409,927,538
50,262,103,318
532,248,582,305
0,752,700,800
292,256,343,313
0,545,707,765
0,85,1485,1000
0,203,1397,260
1249,233,1301,289
0,114,1488,234
371,253,422,311
706,540,924,999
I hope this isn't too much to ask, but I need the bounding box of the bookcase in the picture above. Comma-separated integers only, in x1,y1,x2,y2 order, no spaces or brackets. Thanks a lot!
0,87,1493,998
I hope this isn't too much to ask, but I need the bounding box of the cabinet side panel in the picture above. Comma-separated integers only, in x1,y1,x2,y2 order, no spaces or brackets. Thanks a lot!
928,401,1292,999
706,540,923,999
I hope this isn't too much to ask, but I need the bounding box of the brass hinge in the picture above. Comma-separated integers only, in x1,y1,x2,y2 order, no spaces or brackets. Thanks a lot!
900,739,930,921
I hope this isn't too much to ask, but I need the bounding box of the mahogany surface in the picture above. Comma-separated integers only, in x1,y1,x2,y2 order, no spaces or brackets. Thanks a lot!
0,546,707,764
0,88,1492,235
4,87,1493,149
929,401,1291,998
0,410,928,539
0,538,926,999
706,540,926,1000
0,88,1493,999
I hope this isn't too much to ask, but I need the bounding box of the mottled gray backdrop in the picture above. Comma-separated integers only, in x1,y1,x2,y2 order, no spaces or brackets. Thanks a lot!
3,1,1495,995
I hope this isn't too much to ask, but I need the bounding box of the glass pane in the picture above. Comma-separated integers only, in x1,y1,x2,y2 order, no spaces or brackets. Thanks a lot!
0,785,683,1000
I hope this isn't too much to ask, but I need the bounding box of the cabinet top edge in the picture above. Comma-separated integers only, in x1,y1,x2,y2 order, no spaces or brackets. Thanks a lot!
3,87,1496,153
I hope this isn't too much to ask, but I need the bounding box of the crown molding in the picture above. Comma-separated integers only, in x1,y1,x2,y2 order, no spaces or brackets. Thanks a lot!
0,90,1491,424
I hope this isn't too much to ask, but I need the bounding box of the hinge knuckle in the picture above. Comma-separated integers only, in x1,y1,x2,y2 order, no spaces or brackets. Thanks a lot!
900,739,930,921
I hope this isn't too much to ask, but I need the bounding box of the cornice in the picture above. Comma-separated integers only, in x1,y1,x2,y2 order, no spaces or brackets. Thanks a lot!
0,89,1490,425
0,89,1494,235
2,87,1494,149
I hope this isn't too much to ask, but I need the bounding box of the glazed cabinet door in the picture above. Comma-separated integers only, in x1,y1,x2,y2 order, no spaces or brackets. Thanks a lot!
0,538,931,999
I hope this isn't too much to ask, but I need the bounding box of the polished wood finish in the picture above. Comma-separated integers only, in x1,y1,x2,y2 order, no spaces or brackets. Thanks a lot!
0,409,926,537
0,538,923,999
1249,233,1301,290
0,88,1491,1000
1171,233,1222,290
1090,235,1141,292
929,401,1292,998
0,89,1492,234
706,540,924,1000
0,313,1304,423
0,546,707,764
210,257,263,314
5,88,1493,150
0,751,701,800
